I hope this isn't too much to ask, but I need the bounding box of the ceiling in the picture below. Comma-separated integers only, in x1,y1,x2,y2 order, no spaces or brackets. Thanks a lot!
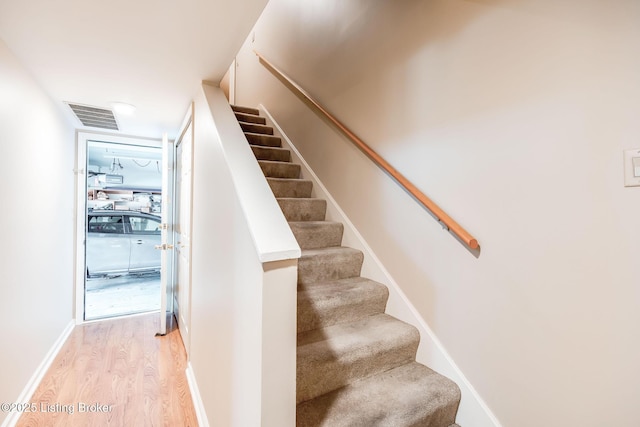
0,0,268,140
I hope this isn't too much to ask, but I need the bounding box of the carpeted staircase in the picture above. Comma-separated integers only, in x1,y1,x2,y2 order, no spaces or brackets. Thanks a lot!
232,105,462,427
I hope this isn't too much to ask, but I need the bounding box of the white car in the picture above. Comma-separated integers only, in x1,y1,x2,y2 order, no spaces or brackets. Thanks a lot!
86,210,161,277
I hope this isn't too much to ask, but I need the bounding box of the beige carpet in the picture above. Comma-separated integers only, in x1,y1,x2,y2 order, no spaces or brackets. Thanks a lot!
234,105,461,427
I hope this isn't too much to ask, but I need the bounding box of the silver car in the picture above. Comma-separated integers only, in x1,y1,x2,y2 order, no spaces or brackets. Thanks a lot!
86,210,161,277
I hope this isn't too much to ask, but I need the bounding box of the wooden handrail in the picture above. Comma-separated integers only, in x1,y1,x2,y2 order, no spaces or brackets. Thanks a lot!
254,51,479,250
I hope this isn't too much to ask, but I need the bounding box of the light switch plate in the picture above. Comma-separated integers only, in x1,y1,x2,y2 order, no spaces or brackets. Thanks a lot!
623,148,640,187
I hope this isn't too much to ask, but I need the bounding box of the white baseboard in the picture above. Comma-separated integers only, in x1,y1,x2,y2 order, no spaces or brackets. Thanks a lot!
260,105,502,427
1,320,75,427
186,362,209,427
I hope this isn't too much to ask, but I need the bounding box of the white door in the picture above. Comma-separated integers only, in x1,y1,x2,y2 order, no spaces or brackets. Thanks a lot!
173,105,194,354
158,133,175,335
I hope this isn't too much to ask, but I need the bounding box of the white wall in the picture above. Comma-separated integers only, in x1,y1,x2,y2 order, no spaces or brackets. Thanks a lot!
189,84,298,426
0,39,75,425
234,1,640,426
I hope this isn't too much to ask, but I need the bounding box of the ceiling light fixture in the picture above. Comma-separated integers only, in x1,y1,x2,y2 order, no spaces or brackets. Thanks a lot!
110,102,136,115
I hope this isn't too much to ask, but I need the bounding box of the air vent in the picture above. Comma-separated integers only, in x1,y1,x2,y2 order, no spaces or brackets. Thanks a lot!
67,103,119,130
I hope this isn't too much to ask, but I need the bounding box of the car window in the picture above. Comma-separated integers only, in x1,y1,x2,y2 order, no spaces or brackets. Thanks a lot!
88,215,124,234
128,215,161,235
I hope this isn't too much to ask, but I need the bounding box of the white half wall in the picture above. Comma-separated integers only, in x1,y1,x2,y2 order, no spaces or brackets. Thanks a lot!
233,1,640,426
189,84,298,426
0,39,75,426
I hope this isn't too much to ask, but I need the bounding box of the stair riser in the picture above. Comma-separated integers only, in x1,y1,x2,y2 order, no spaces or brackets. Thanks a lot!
268,179,313,198
298,250,363,285
231,105,259,115
251,146,291,162
297,324,419,403
245,133,282,147
290,222,343,249
236,112,266,125
278,199,326,221
298,283,388,333
241,122,273,135
231,104,461,427
259,161,300,179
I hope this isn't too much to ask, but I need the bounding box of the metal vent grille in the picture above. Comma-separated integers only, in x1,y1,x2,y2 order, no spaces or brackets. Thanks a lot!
67,103,119,130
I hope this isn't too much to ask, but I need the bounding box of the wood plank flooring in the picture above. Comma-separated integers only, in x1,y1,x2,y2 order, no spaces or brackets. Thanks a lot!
17,314,198,427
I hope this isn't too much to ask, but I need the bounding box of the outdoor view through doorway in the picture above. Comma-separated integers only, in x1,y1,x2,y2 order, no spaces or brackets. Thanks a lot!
85,140,163,320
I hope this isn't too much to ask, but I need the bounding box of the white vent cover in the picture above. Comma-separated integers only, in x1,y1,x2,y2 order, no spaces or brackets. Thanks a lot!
67,103,119,130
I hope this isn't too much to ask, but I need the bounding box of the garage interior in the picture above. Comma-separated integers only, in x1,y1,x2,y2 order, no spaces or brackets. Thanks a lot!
85,140,163,320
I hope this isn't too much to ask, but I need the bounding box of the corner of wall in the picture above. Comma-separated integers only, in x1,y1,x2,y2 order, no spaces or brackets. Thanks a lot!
0,321,75,427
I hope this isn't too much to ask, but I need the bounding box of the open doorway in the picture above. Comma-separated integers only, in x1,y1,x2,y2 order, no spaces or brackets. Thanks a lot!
82,138,164,320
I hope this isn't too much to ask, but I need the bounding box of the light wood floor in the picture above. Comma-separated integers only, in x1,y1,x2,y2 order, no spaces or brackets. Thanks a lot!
17,314,198,427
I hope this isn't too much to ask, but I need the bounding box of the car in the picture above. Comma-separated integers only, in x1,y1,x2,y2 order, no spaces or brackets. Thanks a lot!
86,210,162,277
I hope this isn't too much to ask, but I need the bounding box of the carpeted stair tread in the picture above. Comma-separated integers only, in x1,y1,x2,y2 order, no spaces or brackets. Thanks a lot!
258,160,300,179
241,122,274,135
267,178,313,198
235,112,266,125
278,198,327,221
297,313,420,403
232,103,461,425
296,361,461,427
251,145,291,162
245,132,282,147
298,247,364,285
298,277,389,333
289,221,343,249
231,105,260,115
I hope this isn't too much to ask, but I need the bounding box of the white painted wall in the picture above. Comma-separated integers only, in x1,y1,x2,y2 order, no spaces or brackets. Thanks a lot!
234,1,640,426
0,39,74,425
261,107,497,427
220,60,236,104
189,84,298,426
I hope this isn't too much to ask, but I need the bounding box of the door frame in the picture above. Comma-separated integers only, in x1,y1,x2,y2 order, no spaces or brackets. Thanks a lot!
75,131,165,324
